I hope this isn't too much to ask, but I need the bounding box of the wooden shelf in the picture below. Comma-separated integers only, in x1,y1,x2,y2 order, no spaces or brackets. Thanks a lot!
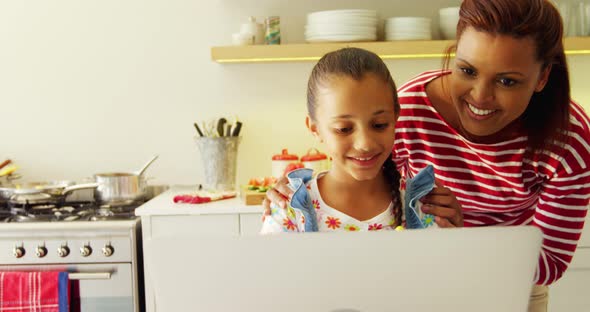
211,37,590,64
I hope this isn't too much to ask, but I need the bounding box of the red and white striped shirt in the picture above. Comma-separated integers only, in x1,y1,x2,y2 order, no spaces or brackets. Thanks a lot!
393,70,590,285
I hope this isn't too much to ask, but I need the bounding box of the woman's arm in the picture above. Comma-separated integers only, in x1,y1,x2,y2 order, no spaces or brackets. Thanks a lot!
532,167,590,285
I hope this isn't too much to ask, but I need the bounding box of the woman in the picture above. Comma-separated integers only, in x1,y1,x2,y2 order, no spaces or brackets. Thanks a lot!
264,0,590,311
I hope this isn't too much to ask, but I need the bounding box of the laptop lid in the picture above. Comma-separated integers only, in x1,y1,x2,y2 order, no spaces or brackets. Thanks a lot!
148,226,542,312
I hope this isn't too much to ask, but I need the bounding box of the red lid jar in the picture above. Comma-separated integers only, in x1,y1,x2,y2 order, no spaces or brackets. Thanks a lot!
301,148,329,174
272,149,298,161
271,149,299,178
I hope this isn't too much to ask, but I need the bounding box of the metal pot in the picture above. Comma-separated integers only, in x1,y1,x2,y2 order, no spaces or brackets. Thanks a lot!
94,155,158,205
94,173,148,205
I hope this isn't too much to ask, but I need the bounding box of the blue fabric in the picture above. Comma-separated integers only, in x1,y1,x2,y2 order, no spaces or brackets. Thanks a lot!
58,271,69,312
404,165,436,229
287,165,436,231
286,168,318,232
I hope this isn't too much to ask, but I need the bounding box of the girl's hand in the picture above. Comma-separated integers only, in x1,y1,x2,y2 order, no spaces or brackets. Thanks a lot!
262,176,294,218
419,180,464,228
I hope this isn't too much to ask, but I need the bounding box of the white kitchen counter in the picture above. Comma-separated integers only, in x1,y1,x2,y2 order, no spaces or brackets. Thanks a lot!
137,186,265,312
134,185,263,216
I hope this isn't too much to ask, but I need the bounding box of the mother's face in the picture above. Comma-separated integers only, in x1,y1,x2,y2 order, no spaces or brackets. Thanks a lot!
449,27,551,139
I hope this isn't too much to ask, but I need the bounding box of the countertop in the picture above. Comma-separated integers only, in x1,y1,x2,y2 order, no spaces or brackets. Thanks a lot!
135,185,263,216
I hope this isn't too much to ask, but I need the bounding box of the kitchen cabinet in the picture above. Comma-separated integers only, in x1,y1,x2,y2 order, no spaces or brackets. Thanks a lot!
211,37,590,63
549,247,590,312
135,186,263,312
548,213,590,312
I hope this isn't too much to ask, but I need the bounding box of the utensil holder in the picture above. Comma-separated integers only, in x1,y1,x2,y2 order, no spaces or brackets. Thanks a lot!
195,137,241,191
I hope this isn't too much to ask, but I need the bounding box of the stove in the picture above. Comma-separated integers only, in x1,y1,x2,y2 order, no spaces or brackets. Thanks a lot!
1,201,139,223
0,200,144,311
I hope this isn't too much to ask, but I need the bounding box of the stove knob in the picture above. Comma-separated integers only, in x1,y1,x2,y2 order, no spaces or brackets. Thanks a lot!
102,244,114,257
80,245,92,257
57,245,70,257
13,246,25,258
35,246,48,258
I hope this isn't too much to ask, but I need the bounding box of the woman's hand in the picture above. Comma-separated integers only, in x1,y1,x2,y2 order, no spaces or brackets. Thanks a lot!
420,180,464,228
262,176,294,218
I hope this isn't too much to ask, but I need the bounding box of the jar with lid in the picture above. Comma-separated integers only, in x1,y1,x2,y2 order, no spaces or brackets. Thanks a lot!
301,148,329,174
271,149,299,179
240,16,265,45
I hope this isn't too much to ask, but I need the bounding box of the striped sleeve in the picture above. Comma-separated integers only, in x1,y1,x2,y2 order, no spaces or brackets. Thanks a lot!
532,103,590,285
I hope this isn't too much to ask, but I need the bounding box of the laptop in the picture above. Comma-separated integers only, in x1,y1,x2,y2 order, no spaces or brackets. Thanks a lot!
148,226,542,312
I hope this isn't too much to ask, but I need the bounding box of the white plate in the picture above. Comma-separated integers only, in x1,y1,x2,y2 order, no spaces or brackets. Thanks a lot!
307,16,378,26
385,34,432,41
308,9,377,19
305,34,377,43
305,24,377,33
385,25,431,32
306,32,377,38
385,17,431,24
386,22,431,29
386,31,432,38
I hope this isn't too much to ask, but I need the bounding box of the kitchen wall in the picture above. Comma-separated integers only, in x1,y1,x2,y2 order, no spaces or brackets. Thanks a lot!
1,0,589,186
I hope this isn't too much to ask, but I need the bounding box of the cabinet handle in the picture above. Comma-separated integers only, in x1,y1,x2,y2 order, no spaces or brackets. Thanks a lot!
68,272,111,280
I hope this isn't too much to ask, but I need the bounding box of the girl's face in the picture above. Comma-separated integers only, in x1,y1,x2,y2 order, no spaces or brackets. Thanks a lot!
449,27,551,139
307,73,397,183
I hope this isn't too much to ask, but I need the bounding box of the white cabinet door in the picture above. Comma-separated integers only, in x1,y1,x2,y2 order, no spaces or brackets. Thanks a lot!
148,214,240,238
549,248,590,312
141,214,241,312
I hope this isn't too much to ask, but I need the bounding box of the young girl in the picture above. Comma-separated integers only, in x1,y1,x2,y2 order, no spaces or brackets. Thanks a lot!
261,48,456,233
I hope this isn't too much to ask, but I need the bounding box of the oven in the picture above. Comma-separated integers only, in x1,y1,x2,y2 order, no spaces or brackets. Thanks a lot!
0,219,144,312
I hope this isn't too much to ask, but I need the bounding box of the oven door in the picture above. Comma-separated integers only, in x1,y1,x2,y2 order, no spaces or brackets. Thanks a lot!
0,263,137,312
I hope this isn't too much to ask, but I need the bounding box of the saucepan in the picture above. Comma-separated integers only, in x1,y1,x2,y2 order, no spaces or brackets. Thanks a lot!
94,155,159,205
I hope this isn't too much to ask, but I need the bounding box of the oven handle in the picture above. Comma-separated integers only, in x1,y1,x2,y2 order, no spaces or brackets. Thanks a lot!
68,272,112,280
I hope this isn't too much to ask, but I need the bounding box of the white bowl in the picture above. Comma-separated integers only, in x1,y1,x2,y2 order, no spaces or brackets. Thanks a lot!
439,20,457,39
439,7,460,39
439,7,460,16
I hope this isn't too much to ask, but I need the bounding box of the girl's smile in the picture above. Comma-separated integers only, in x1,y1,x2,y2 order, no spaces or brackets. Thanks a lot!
347,153,383,168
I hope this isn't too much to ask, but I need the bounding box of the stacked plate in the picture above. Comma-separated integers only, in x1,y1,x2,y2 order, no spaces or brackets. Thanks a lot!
385,17,432,41
305,9,378,43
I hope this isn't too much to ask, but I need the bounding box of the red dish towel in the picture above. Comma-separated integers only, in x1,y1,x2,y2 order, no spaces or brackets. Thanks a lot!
173,191,237,204
0,271,69,312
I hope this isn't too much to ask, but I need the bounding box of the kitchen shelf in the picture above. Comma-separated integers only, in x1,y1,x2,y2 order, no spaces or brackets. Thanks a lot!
211,37,590,64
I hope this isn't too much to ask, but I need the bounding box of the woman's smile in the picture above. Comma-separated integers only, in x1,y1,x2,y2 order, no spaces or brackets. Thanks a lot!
464,100,498,120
